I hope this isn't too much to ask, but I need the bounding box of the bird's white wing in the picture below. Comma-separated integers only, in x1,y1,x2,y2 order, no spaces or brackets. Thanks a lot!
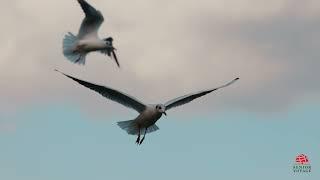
164,78,239,111
77,0,104,39
56,70,146,113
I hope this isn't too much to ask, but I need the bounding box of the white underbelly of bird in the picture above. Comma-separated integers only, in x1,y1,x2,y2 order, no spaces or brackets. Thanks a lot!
135,106,163,127
76,39,107,52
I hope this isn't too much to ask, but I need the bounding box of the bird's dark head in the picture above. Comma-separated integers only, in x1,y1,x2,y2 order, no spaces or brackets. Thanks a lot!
155,104,167,116
103,37,120,67
103,37,114,46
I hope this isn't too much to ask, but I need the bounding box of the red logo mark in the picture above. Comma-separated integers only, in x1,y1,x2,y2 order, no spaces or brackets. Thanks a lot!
295,154,309,165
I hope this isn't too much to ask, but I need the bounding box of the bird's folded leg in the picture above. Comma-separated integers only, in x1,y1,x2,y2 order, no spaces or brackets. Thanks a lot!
139,137,145,145
136,128,141,145
135,136,140,144
75,54,83,64
139,128,148,145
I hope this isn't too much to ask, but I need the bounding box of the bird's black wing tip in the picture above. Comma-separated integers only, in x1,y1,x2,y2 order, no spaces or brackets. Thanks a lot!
77,0,85,4
54,69,67,77
54,69,63,74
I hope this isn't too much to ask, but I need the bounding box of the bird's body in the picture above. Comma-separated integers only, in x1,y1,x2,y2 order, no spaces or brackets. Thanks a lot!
55,70,239,145
76,38,108,52
62,0,119,67
135,105,163,127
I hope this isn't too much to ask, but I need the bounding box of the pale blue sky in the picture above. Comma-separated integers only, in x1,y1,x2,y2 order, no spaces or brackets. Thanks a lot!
0,102,318,180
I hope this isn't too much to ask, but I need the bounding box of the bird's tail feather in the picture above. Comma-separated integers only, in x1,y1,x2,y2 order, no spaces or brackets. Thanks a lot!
117,120,138,135
117,120,159,135
63,32,86,65
146,124,159,134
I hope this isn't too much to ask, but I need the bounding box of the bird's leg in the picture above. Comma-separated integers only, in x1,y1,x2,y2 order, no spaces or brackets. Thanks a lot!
75,54,82,63
139,128,148,145
135,128,141,145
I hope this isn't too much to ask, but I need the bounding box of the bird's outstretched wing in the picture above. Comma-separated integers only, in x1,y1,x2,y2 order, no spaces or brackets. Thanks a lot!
164,78,239,111
77,0,104,39
55,70,146,113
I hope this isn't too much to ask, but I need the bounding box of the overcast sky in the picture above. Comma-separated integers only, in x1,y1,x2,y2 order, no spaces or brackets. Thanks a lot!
1,0,320,115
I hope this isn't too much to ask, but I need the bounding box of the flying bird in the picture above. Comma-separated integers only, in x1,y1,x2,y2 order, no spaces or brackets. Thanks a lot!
55,70,239,145
63,0,119,67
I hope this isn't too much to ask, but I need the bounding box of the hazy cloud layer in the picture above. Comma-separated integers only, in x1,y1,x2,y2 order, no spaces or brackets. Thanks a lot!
1,0,319,116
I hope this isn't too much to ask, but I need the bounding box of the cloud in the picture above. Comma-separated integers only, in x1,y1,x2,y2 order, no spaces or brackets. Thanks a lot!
0,0,319,116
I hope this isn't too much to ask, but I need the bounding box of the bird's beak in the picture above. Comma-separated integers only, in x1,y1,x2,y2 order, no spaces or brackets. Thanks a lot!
111,48,120,68
163,112,167,116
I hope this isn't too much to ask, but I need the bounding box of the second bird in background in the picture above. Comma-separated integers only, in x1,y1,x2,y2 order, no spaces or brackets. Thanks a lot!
63,0,120,67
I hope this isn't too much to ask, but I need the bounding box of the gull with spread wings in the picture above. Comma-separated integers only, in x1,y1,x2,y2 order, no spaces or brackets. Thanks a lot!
62,0,119,67
55,70,239,145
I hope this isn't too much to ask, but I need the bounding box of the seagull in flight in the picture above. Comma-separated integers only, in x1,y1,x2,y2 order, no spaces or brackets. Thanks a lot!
55,70,239,145
63,0,119,67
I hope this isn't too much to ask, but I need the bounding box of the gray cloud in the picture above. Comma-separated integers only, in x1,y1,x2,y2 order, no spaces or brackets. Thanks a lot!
1,0,319,116
182,2,320,111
